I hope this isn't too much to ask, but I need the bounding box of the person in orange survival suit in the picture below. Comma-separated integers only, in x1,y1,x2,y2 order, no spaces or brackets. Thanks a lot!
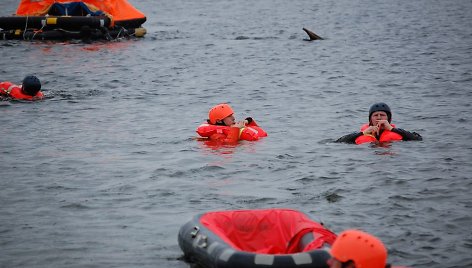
0,75,44,101
328,229,409,268
196,103,267,144
335,102,422,144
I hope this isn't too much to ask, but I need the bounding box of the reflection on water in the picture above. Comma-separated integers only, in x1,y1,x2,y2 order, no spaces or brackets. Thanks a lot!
196,137,238,155
196,137,262,157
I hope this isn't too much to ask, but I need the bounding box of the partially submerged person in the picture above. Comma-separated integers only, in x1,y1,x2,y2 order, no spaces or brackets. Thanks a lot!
328,229,408,268
196,103,267,143
0,75,44,101
336,103,422,144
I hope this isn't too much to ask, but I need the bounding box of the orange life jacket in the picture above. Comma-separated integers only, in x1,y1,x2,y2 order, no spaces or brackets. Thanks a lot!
196,119,267,143
355,123,403,144
0,81,44,100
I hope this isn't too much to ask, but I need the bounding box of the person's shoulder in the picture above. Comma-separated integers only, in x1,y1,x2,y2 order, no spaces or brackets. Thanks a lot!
0,81,16,88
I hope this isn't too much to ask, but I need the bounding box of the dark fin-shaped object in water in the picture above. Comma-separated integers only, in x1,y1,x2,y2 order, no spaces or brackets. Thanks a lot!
303,28,323,40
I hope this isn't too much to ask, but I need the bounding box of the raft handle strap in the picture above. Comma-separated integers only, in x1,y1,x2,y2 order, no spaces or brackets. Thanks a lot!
31,21,47,41
195,235,208,249
190,226,200,238
23,15,29,40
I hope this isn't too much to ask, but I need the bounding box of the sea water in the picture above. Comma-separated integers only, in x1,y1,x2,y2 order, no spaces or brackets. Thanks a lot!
1,0,471,267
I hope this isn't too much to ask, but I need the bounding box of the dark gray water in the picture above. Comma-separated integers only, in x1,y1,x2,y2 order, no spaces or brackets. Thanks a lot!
1,0,471,267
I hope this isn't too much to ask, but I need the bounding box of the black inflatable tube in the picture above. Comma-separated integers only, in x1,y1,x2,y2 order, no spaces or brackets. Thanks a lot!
115,17,147,29
0,16,112,30
178,213,331,268
0,27,143,41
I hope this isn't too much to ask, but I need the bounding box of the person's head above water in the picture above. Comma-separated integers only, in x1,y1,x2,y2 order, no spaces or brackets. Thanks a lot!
208,103,235,126
369,102,392,126
329,229,387,268
22,75,42,96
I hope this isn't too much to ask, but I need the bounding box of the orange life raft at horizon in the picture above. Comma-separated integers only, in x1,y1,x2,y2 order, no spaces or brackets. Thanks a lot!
355,123,403,144
0,0,146,40
196,119,267,143
15,0,145,27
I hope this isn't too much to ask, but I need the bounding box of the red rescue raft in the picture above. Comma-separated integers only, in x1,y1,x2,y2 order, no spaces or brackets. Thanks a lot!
0,0,146,41
178,209,336,268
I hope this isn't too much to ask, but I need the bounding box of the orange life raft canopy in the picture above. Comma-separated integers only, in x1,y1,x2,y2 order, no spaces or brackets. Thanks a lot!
15,0,146,28
0,0,146,40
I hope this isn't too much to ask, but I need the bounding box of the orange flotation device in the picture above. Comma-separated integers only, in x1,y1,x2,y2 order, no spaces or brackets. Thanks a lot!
196,119,267,143
15,0,146,27
0,82,44,101
355,123,403,144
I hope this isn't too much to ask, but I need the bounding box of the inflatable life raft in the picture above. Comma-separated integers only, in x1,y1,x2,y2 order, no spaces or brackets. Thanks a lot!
178,209,337,268
0,0,146,41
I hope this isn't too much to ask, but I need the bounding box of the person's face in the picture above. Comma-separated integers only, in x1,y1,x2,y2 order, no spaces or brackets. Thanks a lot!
370,111,388,126
327,258,355,268
222,114,235,126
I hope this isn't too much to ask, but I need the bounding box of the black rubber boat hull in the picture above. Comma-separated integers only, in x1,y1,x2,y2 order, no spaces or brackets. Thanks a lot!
0,16,111,31
0,27,146,40
178,212,332,268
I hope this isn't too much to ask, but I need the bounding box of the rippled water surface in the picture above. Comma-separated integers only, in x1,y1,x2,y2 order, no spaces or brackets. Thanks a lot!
1,0,471,267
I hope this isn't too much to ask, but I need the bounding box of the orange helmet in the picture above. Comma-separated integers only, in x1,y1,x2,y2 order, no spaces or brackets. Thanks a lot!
208,103,234,124
330,229,387,268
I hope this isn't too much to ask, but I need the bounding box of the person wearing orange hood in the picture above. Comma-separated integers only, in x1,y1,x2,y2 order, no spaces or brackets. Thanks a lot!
328,229,409,268
196,103,267,143
0,75,44,101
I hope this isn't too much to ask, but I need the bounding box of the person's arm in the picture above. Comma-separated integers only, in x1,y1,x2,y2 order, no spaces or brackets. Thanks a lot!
391,128,422,141
335,131,363,144
245,117,259,127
